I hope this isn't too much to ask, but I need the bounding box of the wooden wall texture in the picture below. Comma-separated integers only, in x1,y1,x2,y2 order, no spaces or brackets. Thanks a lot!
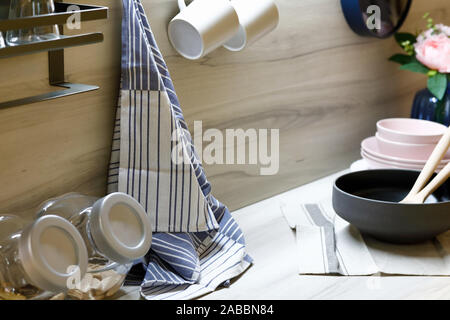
0,0,448,216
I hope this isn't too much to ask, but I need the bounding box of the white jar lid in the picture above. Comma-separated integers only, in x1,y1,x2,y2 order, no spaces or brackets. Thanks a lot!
18,215,88,293
89,193,152,264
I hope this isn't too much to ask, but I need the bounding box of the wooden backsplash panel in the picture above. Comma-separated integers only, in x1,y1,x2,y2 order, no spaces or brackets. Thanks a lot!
0,0,448,216
0,0,122,216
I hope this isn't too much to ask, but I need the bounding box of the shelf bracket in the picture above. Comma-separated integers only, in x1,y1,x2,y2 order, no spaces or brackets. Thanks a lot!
0,48,99,110
0,82,99,110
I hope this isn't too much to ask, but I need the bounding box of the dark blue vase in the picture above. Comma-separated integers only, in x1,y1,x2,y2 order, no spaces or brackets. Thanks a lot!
411,84,450,126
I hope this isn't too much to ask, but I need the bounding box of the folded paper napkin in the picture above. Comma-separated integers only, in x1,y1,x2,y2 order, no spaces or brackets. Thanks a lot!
107,0,252,299
281,201,450,275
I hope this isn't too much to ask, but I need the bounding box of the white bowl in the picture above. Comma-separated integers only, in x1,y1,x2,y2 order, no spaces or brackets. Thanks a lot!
377,118,446,144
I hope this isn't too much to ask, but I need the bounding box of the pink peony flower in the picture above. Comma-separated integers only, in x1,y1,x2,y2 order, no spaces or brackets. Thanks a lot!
417,25,450,43
414,32,450,73
435,24,450,37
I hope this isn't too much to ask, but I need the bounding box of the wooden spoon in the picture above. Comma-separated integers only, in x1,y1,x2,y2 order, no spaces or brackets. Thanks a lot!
401,125,450,204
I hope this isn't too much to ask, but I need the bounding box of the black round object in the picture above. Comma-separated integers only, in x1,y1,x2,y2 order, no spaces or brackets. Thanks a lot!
332,169,450,244
341,0,412,38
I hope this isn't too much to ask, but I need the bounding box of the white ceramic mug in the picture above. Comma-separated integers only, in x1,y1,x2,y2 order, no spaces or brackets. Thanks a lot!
223,0,279,51
168,0,240,60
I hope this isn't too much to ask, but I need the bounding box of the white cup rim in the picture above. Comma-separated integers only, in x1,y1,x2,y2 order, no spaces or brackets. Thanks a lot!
223,25,247,51
168,18,205,60
223,0,279,52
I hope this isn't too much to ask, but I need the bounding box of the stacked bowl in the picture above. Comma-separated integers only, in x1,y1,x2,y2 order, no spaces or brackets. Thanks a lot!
361,118,450,171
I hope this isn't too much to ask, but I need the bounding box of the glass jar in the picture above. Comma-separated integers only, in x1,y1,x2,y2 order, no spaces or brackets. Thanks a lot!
66,262,131,300
6,0,59,46
37,192,152,299
0,215,88,300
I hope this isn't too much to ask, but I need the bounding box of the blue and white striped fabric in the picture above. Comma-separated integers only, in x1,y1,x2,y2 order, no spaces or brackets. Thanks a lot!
108,0,252,299
141,201,253,298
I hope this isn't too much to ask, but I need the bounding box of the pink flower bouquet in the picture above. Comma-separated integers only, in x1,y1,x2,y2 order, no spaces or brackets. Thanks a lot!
389,14,450,100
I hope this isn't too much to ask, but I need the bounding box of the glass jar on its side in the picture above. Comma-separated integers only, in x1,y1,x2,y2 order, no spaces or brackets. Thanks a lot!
0,215,88,300
37,192,153,299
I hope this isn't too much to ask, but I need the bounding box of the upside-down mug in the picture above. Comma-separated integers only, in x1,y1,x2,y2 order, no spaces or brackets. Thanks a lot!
223,0,279,51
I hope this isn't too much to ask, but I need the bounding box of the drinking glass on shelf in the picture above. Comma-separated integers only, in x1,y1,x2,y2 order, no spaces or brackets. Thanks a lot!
35,0,59,40
0,32,5,48
6,0,59,46
6,0,41,46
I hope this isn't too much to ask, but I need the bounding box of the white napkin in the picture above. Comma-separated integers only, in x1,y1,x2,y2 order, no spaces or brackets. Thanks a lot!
281,201,450,275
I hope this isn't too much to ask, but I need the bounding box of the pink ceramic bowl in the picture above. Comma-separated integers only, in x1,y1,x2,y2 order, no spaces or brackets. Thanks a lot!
361,136,450,164
361,150,445,171
375,132,438,161
376,118,446,144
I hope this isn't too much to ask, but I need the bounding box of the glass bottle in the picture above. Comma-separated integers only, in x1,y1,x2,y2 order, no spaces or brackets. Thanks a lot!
37,192,153,299
0,214,88,300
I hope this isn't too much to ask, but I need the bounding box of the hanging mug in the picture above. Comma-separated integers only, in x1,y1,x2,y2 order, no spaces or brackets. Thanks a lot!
168,0,240,60
223,0,279,51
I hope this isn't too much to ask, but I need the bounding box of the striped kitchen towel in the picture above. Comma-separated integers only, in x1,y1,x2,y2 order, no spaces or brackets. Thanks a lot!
141,202,253,299
108,0,252,299
291,202,377,275
281,201,450,275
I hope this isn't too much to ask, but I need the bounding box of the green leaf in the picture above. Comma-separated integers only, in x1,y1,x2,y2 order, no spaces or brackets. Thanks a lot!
428,73,447,100
388,54,414,65
400,61,430,74
394,32,417,47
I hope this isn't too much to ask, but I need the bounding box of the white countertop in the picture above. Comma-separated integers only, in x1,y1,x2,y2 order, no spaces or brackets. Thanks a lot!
113,170,450,300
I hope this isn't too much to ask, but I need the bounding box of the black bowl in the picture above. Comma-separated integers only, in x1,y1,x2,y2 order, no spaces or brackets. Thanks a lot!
332,169,450,244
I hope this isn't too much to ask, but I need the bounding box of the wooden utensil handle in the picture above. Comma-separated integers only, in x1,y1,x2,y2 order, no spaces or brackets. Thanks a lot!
403,125,450,202
415,162,450,203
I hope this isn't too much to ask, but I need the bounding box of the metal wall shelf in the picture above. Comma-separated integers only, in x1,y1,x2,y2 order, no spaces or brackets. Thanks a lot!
0,3,108,32
0,33,103,59
0,1,108,109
